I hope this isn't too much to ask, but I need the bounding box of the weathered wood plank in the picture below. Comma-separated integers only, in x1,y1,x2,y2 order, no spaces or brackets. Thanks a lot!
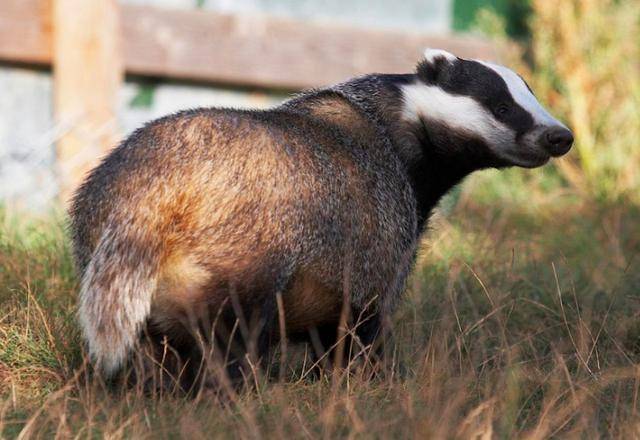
53,0,123,203
0,0,499,90
120,6,499,89
0,0,52,65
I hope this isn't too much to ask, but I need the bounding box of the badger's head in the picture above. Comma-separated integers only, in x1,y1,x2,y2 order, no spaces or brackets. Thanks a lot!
401,48,573,168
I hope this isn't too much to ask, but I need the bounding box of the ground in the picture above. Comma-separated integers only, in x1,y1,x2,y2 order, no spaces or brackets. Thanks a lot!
1,167,639,438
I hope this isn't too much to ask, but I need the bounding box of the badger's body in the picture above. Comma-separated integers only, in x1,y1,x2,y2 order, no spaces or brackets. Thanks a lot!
71,49,573,383
72,92,417,376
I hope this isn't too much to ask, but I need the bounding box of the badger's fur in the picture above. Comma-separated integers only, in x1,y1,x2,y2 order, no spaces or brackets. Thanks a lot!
70,49,573,383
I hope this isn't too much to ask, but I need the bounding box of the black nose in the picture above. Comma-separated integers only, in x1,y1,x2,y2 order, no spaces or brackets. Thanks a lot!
539,127,574,156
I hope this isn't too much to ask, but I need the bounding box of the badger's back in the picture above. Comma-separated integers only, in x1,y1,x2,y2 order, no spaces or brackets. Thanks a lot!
72,105,387,277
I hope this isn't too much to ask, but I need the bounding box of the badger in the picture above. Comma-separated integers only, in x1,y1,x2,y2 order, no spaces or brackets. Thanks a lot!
70,48,573,386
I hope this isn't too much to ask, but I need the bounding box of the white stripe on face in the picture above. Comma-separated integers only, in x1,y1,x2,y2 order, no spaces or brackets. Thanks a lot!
478,61,567,128
401,82,512,145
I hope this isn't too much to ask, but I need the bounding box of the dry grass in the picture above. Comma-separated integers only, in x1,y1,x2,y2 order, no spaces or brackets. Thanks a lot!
531,0,640,203
1,195,639,438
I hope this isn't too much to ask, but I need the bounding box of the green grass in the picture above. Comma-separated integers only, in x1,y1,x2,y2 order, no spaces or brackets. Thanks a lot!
1,186,638,438
453,0,531,38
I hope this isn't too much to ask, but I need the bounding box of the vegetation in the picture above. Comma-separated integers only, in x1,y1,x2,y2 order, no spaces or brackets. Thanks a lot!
478,0,640,204
454,0,532,38
1,0,639,437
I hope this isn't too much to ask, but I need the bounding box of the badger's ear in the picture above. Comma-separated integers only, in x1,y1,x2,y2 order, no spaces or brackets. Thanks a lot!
417,48,457,83
423,48,456,64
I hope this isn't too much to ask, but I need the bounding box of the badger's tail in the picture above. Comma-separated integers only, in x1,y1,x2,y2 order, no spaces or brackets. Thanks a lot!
78,224,161,376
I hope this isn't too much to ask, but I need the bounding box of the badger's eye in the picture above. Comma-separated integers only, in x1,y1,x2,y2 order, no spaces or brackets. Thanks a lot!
496,104,510,116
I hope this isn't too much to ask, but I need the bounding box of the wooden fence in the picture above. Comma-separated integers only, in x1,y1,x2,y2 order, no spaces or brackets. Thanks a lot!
0,0,498,202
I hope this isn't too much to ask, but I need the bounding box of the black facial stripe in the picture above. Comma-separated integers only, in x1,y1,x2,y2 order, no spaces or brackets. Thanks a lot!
417,58,534,137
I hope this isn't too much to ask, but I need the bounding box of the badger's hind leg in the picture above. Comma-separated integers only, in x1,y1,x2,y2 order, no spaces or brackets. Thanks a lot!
205,275,291,389
120,253,216,394
136,300,225,394
133,317,202,394
139,256,292,393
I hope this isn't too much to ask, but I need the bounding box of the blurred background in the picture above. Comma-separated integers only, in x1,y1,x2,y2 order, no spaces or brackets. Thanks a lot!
3,0,636,211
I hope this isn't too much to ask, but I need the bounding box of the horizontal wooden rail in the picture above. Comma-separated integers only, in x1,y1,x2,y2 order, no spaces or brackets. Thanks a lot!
0,0,499,90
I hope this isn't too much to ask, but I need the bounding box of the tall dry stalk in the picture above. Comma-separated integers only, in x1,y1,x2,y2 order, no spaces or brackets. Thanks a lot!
529,0,640,202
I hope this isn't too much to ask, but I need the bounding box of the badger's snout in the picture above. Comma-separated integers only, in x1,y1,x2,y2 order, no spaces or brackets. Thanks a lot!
538,126,574,156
